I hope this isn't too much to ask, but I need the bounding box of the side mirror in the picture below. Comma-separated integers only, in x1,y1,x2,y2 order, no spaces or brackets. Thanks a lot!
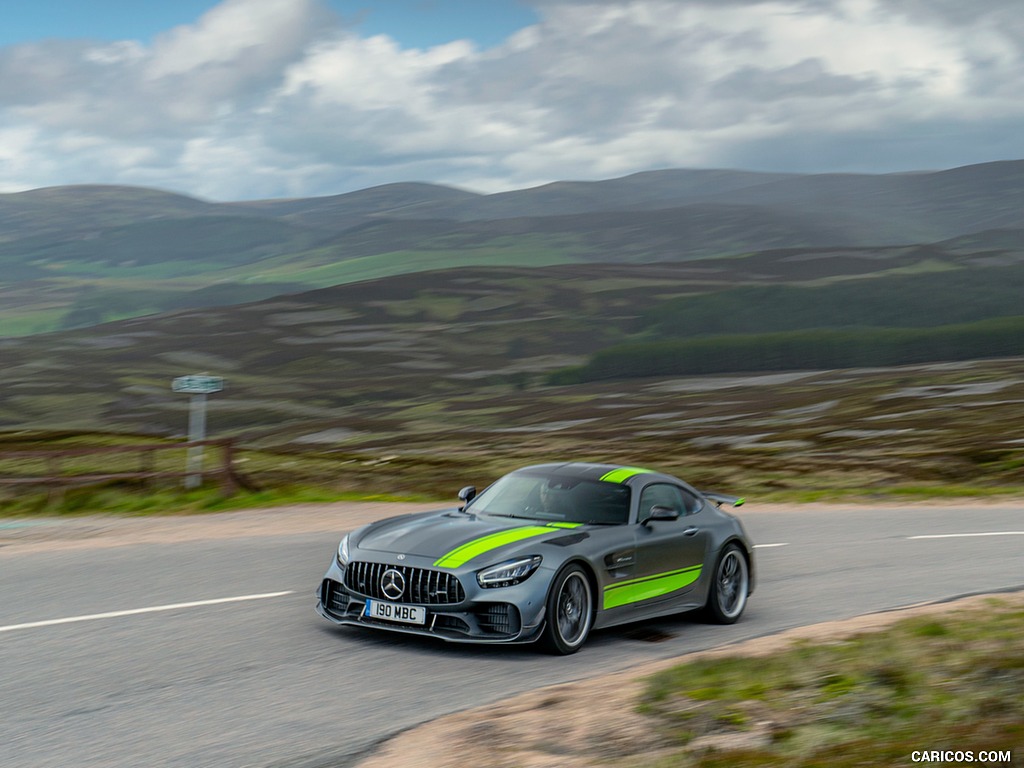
458,485,477,510
641,505,680,526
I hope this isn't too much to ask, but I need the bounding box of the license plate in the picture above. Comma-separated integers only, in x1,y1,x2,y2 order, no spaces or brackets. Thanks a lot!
363,599,427,625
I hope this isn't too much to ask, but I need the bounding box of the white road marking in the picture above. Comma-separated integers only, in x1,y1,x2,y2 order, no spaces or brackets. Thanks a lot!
907,532,1024,540
754,543,789,548
0,591,295,634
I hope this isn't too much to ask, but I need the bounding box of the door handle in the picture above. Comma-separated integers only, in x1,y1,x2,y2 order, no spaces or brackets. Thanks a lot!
683,527,700,537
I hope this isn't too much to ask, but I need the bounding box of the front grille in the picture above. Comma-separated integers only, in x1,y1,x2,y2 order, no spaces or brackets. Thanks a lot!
345,561,465,605
322,579,350,619
434,615,470,633
478,603,519,636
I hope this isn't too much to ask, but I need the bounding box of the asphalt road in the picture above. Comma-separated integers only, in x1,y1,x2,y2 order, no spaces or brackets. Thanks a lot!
2,504,1022,768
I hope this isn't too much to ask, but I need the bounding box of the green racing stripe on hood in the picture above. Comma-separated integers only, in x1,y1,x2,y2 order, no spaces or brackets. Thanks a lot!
599,466,654,484
433,526,555,569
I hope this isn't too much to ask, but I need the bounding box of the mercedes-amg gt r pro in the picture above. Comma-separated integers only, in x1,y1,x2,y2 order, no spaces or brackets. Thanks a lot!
316,462,754,654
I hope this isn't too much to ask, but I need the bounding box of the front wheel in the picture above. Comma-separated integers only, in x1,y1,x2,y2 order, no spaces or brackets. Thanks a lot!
540,564,593,655
704,544,749,624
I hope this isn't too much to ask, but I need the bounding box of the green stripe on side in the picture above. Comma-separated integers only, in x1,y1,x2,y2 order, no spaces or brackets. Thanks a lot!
603,565,702,609
433,526,553,569
546,522,582,529
599,466,654,484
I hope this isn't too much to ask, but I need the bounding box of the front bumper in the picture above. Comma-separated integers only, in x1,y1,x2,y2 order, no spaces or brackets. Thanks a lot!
315,556,548,644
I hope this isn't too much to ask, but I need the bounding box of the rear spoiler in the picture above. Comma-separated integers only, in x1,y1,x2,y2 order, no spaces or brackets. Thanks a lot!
702,491,745,508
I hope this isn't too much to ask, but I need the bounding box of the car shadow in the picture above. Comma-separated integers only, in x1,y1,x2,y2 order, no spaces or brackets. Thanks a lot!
313,621,545,660
313,607,712,657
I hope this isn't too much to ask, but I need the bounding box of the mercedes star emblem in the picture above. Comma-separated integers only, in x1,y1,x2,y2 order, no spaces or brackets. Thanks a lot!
380,568,406,601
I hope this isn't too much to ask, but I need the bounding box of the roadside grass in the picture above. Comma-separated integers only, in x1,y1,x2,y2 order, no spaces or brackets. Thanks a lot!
635,599,1024,767
0,482,435,517
0,432,449,516
2,428,1024,517
749,484,1024,503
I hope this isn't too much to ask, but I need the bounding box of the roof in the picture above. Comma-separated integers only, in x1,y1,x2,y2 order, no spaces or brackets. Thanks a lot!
512,462,660,484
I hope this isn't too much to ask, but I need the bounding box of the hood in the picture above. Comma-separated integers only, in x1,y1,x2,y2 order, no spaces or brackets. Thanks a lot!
354,510,584,569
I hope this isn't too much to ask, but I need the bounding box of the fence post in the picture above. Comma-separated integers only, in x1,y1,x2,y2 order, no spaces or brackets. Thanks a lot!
219,440,240,496
140,447,155,489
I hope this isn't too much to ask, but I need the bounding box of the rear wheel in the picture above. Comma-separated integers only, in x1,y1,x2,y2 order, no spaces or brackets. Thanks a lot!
541,564,593,655
704,544,749,624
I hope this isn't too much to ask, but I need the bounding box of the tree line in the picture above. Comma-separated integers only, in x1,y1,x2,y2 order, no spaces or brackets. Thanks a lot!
641,263,1024,336
548,262,1024,383
550,316,1024,384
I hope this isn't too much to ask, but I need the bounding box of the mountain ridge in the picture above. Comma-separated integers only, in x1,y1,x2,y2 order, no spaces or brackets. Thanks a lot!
1,160,1022,337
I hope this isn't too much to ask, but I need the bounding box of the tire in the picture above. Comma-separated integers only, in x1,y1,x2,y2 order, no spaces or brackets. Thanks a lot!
540,564,594,655
704,544,749,624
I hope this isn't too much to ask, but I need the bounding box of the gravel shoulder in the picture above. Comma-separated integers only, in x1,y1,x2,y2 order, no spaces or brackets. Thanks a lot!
0,501,439,554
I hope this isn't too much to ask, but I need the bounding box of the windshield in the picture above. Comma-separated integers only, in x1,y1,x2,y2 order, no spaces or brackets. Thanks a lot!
468,471,631,525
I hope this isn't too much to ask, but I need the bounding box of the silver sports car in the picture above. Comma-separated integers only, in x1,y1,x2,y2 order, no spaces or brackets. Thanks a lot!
316,462,754,654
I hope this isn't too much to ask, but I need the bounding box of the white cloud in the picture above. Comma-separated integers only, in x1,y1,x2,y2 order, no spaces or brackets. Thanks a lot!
0,125,44,192
147,0,323,78
0,0,1021,199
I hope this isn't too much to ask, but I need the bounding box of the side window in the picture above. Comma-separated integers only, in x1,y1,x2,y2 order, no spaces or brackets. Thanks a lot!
639,484,702,518
639,483,682,519
679,487,702,514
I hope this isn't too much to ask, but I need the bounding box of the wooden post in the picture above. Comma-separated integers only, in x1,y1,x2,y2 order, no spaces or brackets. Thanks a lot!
140,447,155,489
219,440,240,496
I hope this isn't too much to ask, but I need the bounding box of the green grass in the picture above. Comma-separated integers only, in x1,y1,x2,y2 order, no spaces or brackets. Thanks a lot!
635,599,1024,767
0,309,68,336
0,432,457,516
749,484,1024,503
0,482,436,517
245,240,584,285
0,234,586,337
45,259,230,280
4,449,1021,518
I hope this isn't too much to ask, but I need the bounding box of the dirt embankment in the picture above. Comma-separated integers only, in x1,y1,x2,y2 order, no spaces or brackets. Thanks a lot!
357,591,1024,768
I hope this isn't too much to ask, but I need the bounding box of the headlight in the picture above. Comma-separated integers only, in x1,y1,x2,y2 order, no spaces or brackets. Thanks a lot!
477,556,542,588
336,534,351,567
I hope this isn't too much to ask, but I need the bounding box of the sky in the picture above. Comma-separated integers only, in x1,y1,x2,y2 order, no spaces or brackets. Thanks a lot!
1,0,1022,201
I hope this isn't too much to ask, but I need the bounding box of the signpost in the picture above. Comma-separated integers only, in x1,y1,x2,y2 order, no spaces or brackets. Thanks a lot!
172,375,224,489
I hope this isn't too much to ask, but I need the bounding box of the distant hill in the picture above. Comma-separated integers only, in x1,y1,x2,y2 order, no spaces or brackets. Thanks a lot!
0,185,213,242
345,169,799,222
3,242,1023,440
704,161,1024,242
225,182,481,231
1,215,319,271
1,160,1023,337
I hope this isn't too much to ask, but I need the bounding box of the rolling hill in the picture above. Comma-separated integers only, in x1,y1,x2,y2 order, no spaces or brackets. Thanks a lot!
2,239,1021,437
4,239,1024,497
1,160,1023,337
